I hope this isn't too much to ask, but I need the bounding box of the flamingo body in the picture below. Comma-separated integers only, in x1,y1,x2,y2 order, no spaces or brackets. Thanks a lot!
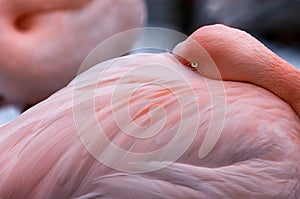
0,52,299,198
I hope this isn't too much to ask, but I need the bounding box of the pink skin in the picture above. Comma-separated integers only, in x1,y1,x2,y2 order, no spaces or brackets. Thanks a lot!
0,0,146,106
0,41,299,199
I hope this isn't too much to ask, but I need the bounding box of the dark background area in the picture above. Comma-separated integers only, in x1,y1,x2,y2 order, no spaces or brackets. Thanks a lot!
145,0,300,48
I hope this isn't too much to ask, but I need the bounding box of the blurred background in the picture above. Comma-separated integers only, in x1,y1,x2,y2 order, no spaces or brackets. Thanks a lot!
1,0,300,125
145,0,300,68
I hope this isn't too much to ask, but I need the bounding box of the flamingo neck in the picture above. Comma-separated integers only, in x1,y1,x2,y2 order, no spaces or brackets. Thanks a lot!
255,54,300,118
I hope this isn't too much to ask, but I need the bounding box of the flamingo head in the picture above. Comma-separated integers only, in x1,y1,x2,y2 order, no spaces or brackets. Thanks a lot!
172,24,274,83
173,24,300,118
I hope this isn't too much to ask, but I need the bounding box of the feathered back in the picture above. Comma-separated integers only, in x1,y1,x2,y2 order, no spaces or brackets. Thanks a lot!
0,53,299,198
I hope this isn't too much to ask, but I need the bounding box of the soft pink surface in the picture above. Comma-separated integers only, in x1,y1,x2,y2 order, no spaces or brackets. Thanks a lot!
0,53,299,198
0,0,146,105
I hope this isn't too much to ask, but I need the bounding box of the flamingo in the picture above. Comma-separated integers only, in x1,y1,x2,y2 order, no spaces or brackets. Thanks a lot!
0,24,299,198
0,0,146,107
173,24,300,117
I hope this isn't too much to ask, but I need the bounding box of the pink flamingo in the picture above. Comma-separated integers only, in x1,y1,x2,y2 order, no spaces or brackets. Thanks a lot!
0,24,299,198
0,0,146,106
174,24,300,117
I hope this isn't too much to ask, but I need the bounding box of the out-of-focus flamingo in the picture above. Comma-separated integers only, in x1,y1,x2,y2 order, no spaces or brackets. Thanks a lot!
0,0,146,106
0,25,299,198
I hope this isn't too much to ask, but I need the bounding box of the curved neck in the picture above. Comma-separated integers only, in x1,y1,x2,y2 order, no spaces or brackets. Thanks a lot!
255,54,300,118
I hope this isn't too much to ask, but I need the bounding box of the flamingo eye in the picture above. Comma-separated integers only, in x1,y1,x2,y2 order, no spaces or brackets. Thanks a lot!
190,62,199,68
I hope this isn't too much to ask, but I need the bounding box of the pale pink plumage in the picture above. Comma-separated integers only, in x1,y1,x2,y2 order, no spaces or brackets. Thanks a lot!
0,44,299,198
